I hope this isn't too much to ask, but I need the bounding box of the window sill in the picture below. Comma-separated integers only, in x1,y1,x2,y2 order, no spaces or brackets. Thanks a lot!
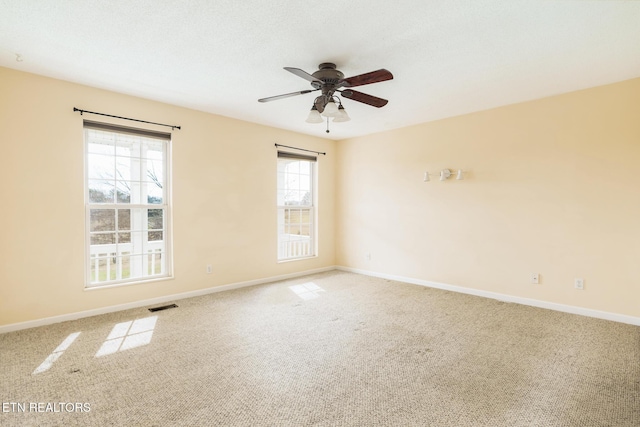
84,275,174,291
277,255,318,264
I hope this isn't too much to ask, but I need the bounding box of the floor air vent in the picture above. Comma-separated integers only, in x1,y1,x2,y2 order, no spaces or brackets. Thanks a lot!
148,303,178,312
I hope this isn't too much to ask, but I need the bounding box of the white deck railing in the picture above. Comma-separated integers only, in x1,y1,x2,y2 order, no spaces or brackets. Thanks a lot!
89,240,164,283
278,234,312,260
92,236,309,283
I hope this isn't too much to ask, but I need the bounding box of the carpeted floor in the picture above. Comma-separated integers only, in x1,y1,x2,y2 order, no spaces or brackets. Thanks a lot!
1,270,639,426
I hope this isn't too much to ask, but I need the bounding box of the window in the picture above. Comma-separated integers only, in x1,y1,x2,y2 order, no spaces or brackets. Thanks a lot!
277,151,316,261
84,121,171,287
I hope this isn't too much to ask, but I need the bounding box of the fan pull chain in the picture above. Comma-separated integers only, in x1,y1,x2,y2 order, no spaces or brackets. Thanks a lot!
326,117,330,133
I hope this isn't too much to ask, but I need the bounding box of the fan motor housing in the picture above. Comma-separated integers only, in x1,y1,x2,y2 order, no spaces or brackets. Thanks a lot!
311,63,344,89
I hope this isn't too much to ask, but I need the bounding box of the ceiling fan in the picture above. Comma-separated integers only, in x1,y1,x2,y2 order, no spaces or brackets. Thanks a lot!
258,63,393,129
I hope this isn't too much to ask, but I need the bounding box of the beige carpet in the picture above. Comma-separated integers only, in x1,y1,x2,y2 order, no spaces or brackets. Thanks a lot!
1,270,638,426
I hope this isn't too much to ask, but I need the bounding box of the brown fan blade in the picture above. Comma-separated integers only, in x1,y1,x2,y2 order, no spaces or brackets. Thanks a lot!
340,89,388,108
284,67,323,83
258,89,318,103
338,69,393,88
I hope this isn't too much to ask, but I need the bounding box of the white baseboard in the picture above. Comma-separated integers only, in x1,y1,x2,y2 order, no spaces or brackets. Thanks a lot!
0,266,336,334
336,266,640,327
4,265,638,334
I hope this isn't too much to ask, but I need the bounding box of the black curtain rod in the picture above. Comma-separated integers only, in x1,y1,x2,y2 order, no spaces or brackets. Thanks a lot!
73,108,181,130
275,144,326,156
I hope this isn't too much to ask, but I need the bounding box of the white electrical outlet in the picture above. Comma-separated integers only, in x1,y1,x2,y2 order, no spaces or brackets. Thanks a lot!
365,253,371,261
574,278,584,290
530,273,539,284
206,264,213,274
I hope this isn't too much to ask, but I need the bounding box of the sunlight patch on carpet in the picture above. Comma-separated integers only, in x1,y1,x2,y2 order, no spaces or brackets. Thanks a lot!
95,316,157,357
32,332,81,374
289,282,325,300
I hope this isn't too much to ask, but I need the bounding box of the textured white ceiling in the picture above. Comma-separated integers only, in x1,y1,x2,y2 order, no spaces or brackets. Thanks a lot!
1,1,639,140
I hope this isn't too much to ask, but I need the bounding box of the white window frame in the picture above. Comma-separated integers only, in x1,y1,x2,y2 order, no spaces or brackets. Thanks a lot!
84,121,172,288
277,151,317,261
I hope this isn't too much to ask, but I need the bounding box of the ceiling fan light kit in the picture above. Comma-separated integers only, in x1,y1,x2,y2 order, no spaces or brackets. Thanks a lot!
332,105,351,123
322,99,339,117
259,62,393,133
305,105,323,123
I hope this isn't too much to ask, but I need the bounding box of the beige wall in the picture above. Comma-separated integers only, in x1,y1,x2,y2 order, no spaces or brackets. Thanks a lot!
2,65,639,328
0,67,335,327
336,77,640,318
